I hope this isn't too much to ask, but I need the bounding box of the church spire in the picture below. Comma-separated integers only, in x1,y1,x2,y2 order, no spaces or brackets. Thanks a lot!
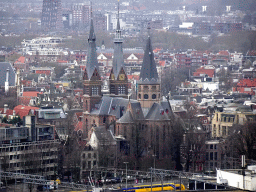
112,0,124,79
86,2,99,80
139,25,158,82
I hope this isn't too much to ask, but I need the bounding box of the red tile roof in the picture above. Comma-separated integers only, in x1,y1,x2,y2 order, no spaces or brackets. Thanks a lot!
15,56,26,64
23,91,40,97
13,105,39,119
18,97,31,106
193,66,215,77
0,109,13,117
159,60,166,67
218,50,230,56
127,75,140,80
247,50,256,56
237,78,256,87
153,48,162,53
57,60,68,63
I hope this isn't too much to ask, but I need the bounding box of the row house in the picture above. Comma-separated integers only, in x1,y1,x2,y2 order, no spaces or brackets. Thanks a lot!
211,105,256,138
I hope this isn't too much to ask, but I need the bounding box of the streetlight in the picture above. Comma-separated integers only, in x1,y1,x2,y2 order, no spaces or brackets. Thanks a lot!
123,162,128,192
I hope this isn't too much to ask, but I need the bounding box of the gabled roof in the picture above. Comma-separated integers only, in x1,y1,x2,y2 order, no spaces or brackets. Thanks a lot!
15,56,26,64
90,96,144,120
13,105,39,119
139,35,158,83
145,103,170,120
117,111,134,123
92,126,116,144
0,62,16,87
145,101,175,121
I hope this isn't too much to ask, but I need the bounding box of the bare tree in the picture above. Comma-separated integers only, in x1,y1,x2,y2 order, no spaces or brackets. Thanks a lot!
226,122,256,160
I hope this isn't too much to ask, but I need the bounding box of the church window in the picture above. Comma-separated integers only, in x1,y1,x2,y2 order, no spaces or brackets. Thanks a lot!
92,86,99,95
124,126,127,138
118,85,126,94
144,94,148,99
110,85,115,94
152,94,156,99
86,118,88,129
103,116,106,124
85,100,88,111
138,94,141,99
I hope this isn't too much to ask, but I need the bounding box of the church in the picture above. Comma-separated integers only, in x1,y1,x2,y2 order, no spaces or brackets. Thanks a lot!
79,2,184,171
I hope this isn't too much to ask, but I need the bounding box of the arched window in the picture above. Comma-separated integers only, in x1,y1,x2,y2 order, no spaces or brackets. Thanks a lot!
85,100,88,111
86,118,88,129
152,94,156,99
144,94,148,99
138,94,141,99
124,126,127,138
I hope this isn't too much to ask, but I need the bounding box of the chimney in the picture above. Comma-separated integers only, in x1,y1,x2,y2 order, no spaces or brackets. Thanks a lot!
5,68,9,94
4,104,8,114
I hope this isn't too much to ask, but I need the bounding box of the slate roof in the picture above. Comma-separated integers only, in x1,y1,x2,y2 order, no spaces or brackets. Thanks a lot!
0,62,16,87
93,126,116,144
90,96,144,120
145,101,175,121
139,35,158,83
86,18,100,80
117,111,134,123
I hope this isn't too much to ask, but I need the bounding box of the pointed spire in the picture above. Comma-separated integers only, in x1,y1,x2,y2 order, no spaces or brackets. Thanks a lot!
139,25,158,82
112,0,125,79
86,2,99,80
88,1,95,41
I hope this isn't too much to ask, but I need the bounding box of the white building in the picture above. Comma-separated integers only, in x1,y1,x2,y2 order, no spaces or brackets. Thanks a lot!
217,166,256,191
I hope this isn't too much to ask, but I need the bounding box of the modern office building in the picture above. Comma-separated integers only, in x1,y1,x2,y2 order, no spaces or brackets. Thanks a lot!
41,0,63,30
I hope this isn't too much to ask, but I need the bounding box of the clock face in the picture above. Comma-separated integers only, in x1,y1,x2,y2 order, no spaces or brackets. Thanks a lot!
119,74,125,80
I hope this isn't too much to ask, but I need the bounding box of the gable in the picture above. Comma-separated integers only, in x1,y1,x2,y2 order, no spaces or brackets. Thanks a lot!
90,68,101,80
127,53,138,60
97,53,107,60
117,67,128,81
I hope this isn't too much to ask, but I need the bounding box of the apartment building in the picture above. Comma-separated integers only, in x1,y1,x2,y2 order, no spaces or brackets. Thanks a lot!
0,115,60,179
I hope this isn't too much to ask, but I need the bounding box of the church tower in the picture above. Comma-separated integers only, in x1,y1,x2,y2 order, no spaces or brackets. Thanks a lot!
137,27,160,108
109,0,128,98
83,6,102,112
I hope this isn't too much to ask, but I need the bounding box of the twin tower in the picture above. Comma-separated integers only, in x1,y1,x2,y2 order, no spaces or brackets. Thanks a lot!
83,2,160,112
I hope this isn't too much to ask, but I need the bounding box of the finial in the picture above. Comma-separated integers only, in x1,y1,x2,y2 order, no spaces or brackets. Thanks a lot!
147,22,151,37
90,1,93,18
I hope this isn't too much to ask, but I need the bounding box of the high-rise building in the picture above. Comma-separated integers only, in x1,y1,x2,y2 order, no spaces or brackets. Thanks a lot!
72,3,90,28
41,0,63,30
